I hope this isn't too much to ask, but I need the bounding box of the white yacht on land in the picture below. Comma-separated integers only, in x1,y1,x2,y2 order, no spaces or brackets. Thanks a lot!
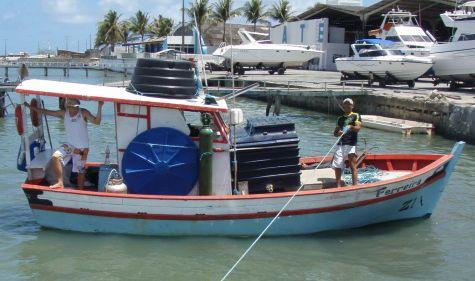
431,1,475,89
335,42,433,88
368,9,435,56
212,29,323,75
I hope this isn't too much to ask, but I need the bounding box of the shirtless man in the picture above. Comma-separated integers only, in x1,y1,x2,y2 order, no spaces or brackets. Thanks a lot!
25,98,103,189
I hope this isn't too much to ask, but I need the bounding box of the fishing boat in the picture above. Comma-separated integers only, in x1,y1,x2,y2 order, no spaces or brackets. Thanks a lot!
212,29,323,75
362,115,434,135
13,58,464,236
431,1,475,89
336,41,433,87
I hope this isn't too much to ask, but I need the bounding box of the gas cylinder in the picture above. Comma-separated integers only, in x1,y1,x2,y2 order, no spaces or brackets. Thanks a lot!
199,113,213,195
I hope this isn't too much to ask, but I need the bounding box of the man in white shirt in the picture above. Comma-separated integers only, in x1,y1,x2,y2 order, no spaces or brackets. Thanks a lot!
25,98,103,189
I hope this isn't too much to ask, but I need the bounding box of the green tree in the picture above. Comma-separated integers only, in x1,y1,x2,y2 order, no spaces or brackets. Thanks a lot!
95,10,122,51
130,10,150,41
269,0,292,23
243,0,268,31
211,0,241,43
186,0,211,35
149,15,174,38
119,21,131,44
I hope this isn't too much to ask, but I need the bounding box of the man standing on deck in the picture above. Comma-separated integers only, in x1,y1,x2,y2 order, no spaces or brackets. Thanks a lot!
25,98,103,189
332,98,362,187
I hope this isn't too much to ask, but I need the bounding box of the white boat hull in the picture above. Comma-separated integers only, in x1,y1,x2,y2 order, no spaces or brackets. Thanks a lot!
214,45,322,68
431,41,475,82
336,57,433,81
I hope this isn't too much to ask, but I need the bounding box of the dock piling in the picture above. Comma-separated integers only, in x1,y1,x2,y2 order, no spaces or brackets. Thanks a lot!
4,67,8,78
44,67,48,76
0,90,5,118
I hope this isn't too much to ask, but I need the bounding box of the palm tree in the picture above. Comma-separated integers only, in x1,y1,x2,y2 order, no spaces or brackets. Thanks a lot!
119,21,131,44
211,0,241,43
149,15,174,38
186,0,211,35
243,0,268,32
95,10,122,52
119,21,131,52
269,0,292,23
130,10,150,41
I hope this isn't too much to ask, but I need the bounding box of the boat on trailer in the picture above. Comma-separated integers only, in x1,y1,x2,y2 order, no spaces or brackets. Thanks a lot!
14,58,464,236
336,41,433,88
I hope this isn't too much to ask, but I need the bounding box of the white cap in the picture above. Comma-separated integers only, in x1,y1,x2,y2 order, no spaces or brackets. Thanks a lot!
66,98,80,108
343,98,354,105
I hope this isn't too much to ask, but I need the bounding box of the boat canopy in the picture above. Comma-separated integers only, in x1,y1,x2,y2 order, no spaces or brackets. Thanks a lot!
356,38,395,45
16,79,228,113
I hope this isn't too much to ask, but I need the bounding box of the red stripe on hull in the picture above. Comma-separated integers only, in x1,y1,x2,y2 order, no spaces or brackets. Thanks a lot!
28,172,445,221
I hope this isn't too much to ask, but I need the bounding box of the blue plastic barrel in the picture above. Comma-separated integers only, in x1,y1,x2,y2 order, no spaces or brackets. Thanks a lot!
121,127,199,195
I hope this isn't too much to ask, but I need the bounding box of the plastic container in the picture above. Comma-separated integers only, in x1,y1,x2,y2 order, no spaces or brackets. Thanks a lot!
231,116,301,193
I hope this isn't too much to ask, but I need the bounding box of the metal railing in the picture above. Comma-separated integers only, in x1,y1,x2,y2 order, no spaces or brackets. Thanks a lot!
206,77,369,97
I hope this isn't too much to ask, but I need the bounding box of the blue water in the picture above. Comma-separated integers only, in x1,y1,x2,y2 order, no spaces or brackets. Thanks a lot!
0,69,474,280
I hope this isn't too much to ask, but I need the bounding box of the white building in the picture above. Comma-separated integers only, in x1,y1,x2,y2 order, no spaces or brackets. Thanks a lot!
326,0,363,6
270,18,349,71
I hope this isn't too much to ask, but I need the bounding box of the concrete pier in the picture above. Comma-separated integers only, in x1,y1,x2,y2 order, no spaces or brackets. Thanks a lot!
207,70,475,144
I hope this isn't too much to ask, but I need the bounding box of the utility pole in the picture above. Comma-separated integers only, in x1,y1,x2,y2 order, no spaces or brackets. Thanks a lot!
181,0,185,53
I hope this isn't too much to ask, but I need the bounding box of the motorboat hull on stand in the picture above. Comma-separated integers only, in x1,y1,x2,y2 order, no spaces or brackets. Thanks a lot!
213,29,323,75
431,2,475,89
336,42,433,87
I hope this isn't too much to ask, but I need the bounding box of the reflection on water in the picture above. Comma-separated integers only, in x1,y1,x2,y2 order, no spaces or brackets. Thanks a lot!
0,71,474,280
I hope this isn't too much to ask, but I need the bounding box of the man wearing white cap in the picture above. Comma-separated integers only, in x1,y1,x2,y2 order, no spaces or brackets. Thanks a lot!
25,98,103,189
332,98,362,187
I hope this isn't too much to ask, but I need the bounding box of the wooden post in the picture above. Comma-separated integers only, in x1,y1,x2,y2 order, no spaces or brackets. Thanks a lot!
4,67,8,78
63,68,67,77
0,90,5,118
44,67,48,76
59,97,65,110
85,68,88,77
124,68,127,77
104,68,108,77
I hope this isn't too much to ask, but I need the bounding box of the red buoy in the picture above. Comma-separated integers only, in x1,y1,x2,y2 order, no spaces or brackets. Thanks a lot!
30,98,41,127
15,105,24,135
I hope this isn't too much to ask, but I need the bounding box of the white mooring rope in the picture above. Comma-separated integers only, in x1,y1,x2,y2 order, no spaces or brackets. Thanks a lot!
220,133,346,281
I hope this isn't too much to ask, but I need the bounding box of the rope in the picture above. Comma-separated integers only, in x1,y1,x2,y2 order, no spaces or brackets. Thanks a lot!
220,133,346,281
343,165,383,185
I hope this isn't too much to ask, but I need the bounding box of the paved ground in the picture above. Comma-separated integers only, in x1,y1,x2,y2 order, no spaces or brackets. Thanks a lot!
106,69,475,106
208,69,475,106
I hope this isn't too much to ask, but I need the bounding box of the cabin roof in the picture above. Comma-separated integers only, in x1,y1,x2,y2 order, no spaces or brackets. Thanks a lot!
16,79,228,113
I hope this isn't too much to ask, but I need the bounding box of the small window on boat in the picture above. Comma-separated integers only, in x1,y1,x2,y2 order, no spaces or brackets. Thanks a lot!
412,35,426,42
458,34,475,41
359,50,386,57
400,35,414,42
387,50,404,55
386,36,401,42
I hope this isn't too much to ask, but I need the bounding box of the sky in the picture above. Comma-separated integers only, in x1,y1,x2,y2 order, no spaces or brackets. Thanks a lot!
0,0,378,54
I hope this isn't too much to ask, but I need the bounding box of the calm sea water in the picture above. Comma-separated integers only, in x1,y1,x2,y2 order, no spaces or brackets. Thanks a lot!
0,69,474,280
